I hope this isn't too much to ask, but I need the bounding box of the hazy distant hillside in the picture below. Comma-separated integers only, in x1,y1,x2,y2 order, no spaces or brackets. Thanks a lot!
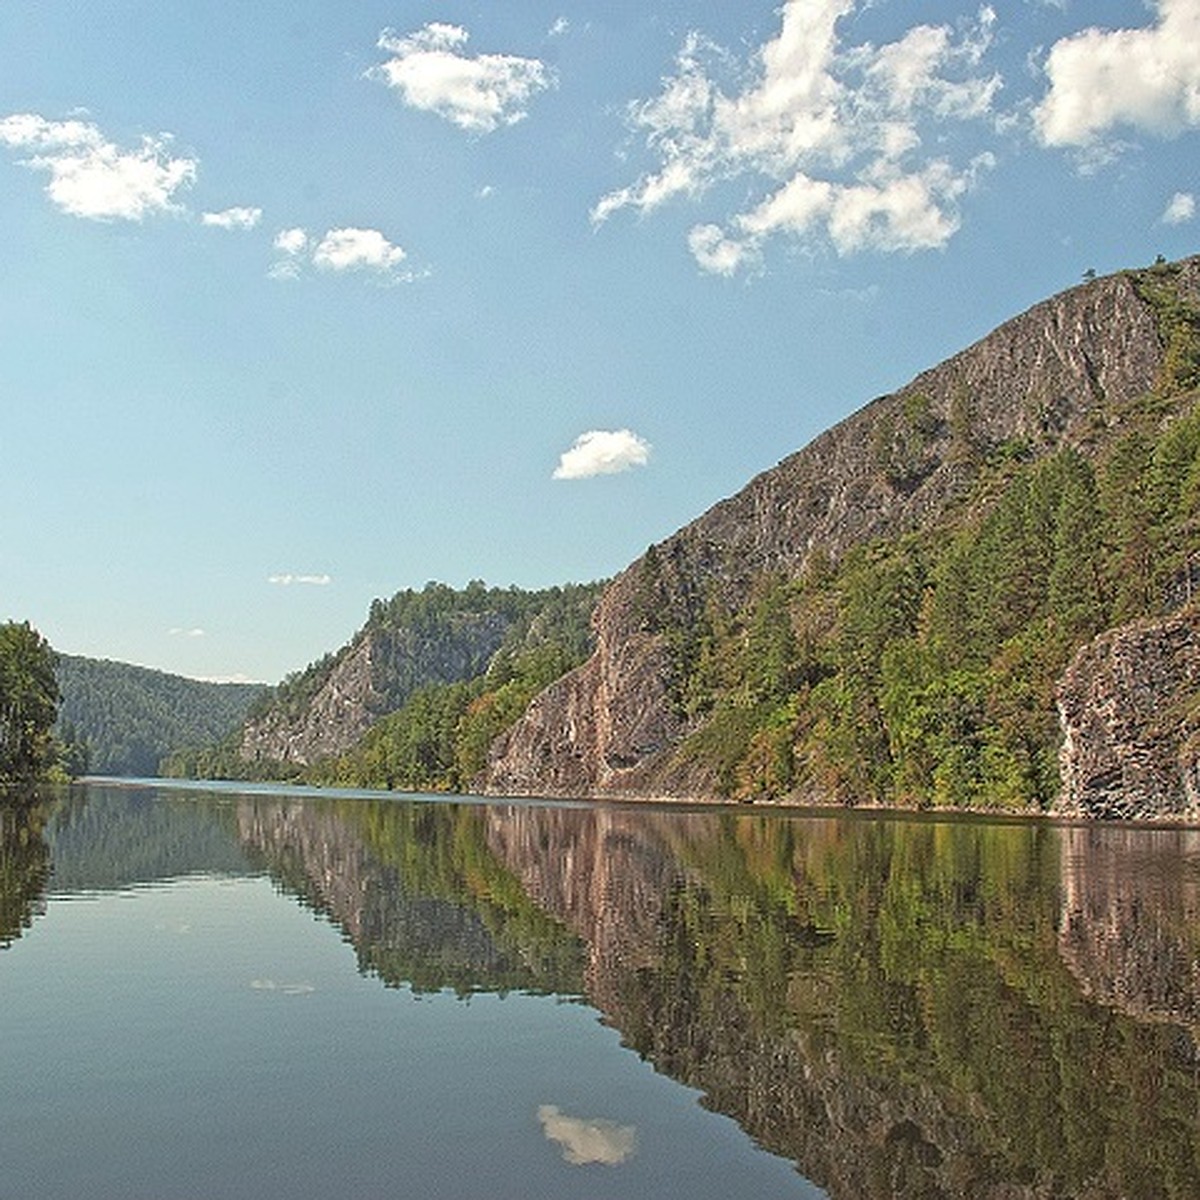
56,655,265,777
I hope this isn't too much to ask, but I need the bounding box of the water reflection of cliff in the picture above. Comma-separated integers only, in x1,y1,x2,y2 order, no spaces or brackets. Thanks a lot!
239,797,1200,1200
1059,825,1200,1031
236,799,587,996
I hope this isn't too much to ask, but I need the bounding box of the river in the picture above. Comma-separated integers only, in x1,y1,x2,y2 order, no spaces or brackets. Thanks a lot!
2,780,1198,1198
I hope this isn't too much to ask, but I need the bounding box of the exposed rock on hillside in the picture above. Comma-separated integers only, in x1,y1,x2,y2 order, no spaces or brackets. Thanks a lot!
485,260,1200,801
1056,611,1200,820
239,615,509,766
240,634,380,767
239,582,602,768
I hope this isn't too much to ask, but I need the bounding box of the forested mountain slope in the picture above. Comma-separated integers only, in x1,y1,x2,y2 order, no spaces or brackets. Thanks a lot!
232,580,604,777
483,255,1200,816
55,656,265,777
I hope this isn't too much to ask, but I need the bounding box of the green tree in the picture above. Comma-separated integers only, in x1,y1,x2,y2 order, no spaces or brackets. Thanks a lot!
0,622,60,784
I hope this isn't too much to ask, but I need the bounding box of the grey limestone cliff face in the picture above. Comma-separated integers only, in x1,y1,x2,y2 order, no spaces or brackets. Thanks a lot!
485,262,1195,801
240,607,515,766
1056,610,1200,820
240,635,380,766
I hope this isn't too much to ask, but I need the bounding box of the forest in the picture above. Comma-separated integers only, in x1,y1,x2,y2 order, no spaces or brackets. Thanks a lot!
164,579,603,789
55,656,264,777
0,621,61,784
664,398,1200,807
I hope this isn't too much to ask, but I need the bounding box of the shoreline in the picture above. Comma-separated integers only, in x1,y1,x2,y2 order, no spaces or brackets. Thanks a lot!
56,774,1200,831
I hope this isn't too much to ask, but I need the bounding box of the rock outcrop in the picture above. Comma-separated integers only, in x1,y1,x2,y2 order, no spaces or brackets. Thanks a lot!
485,261,1200,802
241,633,382,766
239,582,603,768
1056,610,1200,820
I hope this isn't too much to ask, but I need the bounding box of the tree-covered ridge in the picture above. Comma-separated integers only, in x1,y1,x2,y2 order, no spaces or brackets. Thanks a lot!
664,259,1200,808
306,639,581,791
0,621,61,785
169,579,605,788
247,578,603,729
55,656,265,777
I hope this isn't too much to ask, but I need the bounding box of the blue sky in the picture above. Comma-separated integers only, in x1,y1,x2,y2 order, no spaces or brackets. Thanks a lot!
1,1,1197,684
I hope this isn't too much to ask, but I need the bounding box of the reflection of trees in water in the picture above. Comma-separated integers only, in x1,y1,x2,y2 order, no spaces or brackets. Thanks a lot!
236,798,587,996
0,794,51,947
234,794,1200,1199
485,808,1200,1200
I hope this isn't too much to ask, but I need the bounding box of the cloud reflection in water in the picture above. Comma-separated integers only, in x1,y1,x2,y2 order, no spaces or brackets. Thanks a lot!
537,1104,637,1166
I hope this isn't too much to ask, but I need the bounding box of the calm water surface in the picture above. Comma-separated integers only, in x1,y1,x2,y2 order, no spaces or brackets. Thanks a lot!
2,781,1199,1199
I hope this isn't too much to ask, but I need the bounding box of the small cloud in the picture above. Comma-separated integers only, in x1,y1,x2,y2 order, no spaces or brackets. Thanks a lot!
313,227,406,273
268,573,332,586
537,1105,637,1166
1162,191,1196,225
168,627,206,638
553,429,651,480
369,23,556,133
270,226,420,282
477,184,495,199
548,17,570,38
274,226,309,255
202,205,262,230
0,111,196,221
250,978,315,995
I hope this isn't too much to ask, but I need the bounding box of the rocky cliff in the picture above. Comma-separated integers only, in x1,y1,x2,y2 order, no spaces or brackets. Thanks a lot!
239,581,602,767
484,258,1200,806
1057,610,1200,819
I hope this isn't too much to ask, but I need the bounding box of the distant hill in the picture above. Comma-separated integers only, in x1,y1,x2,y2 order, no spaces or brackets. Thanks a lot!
55,656,266,777
234,579,605,771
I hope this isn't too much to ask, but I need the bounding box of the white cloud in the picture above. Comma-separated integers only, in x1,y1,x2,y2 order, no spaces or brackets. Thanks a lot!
549,17,570,38
537,1106,636,1166
1034,0,1200,148
553,429,651,480
313,227,406,272
168,627,206,638
270,227,419,282
1162,191,1197,224
202,205,262,230
249,978,315,995
370,23,555,133
274,227,309,256
268,574,332,586
269,227,309,280
0,112,196,221
592,3,1001,271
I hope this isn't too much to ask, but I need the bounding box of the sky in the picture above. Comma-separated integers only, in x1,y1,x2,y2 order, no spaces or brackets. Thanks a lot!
1,0,1198,685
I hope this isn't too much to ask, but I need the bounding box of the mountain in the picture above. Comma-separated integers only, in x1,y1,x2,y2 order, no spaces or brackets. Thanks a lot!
481,255,1200,816
237,579,605,770
55,655,265,777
